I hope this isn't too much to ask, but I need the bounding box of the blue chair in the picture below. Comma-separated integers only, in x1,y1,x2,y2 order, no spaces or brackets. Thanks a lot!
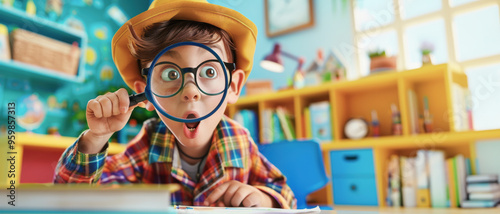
258,140,333,210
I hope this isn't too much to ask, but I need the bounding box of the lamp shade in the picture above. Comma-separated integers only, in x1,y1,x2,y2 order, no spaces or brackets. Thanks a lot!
260,43,284,72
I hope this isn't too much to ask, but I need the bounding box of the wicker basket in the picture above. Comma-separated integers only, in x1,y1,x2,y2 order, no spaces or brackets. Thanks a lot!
11,28,81,76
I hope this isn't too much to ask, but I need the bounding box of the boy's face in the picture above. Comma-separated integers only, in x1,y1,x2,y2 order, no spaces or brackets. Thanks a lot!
135,40,244,148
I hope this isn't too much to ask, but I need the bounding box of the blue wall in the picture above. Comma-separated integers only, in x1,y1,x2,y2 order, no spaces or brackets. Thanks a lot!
0,0,149,137
209,0,357,90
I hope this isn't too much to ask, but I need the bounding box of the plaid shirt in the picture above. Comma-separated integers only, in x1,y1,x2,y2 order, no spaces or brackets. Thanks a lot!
54,115,296,209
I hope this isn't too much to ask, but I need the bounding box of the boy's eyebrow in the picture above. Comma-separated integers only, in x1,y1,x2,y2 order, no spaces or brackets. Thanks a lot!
160,45,225,62
200,44,224,58
163,50,182,60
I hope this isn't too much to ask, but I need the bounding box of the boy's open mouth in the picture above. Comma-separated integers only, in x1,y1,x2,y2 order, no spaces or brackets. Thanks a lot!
185,114,200,132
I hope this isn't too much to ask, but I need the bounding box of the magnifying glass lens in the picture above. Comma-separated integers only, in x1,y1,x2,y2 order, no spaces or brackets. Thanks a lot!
146,44,230,123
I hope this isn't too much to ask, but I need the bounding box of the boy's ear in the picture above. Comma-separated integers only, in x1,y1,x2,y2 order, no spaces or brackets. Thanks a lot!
133,80,155,111
227,69,245,104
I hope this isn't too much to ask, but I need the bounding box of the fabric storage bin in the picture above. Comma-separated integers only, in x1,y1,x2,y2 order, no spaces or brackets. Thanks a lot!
11,28,80,76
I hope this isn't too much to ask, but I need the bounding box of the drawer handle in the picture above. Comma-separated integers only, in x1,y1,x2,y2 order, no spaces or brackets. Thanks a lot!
344,155,359,161
350,184,357,191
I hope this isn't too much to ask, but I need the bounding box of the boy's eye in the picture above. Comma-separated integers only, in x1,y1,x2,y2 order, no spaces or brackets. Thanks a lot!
161,68,180,81
200,66,218,79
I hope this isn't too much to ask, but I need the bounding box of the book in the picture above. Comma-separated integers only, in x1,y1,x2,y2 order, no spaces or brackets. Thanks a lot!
0,23,10,60
461,199,500,208
407,89,420,134
0,184,179,211
261,109,274,144
451,83,473,132
428,150,448,207
400,157,417,207
446,158,457,208
455,155,468,207
467,174,499,183
276,107,296,140
273,112,285,141
467,183,500,193
469,191,500,200
234,109,259,144
308,101,332,142
387,155,401,207
416,150,431,207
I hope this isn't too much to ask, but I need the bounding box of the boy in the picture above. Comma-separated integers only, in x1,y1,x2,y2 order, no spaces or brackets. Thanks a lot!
54,0,296,209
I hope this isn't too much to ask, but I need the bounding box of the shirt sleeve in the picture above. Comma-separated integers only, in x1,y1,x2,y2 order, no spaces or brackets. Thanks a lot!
53,124,151,184
247,138,297,209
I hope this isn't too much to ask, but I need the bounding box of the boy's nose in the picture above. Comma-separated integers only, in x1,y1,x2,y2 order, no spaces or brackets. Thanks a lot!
181,82,201,102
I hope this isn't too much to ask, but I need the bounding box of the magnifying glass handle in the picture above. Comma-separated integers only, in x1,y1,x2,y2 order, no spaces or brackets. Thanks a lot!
129,93,147,107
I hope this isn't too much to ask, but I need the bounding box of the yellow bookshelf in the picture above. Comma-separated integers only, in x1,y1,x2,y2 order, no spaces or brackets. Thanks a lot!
228,63,500,207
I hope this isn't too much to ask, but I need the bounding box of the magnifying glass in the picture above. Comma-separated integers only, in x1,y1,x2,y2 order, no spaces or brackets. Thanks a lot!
128,41,232,123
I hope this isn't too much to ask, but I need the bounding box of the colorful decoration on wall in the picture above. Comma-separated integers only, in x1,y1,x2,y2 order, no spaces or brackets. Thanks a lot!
45,0,63,20
90,22,111,41
17,94,46,132
63,16,85,32
106,4,128,26
85,46,98,65
99,63,114,81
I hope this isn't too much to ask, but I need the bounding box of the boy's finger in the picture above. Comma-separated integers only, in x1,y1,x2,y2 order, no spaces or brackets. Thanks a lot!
87,99,102,118
96,96,112,118
107,92,121,116
204,182,230,205
115,88,130,113
230,188,247,207
222,183,240,206
241,192,259,207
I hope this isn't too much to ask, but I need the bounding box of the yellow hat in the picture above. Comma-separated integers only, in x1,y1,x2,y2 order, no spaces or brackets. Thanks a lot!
111,0,258,91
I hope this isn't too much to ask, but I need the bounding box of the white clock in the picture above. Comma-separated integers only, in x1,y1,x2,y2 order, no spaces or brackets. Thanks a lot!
344,118,369,140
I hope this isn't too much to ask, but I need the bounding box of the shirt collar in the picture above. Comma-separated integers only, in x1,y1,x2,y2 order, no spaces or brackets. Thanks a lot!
148,115,244,169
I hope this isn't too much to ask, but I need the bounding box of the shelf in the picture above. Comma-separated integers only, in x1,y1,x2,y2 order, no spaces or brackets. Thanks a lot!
0,6,87,85
17,133,126,155
320,129,500,150
0,60,83,86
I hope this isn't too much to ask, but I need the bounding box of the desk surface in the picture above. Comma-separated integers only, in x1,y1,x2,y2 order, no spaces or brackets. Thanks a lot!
321,206,500,213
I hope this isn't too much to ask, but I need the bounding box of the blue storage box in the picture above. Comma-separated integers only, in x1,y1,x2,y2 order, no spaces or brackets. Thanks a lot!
330,149,378,206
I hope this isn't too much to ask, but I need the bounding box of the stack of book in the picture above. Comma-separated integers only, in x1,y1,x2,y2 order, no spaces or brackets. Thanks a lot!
462,174,500,208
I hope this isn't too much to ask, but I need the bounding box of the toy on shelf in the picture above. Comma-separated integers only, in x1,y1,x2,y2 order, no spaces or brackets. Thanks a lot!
323,49,347,82
304,49,324,87
391,104,402,136
423,96,433,133
371,110,380,137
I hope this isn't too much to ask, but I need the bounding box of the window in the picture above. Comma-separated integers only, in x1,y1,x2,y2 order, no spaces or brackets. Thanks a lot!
352,0,500,130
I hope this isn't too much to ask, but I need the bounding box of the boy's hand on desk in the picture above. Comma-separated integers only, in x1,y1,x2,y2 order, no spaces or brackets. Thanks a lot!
204,180,278,208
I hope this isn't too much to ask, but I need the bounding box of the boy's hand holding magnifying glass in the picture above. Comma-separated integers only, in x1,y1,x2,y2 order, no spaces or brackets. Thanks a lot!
79,88,143,154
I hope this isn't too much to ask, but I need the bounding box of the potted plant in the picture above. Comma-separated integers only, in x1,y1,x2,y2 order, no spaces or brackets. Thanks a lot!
420,41,434,66
368,49,397,74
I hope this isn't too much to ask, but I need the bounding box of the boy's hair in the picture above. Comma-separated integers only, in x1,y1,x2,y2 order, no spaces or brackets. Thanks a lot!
128,20,237,71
